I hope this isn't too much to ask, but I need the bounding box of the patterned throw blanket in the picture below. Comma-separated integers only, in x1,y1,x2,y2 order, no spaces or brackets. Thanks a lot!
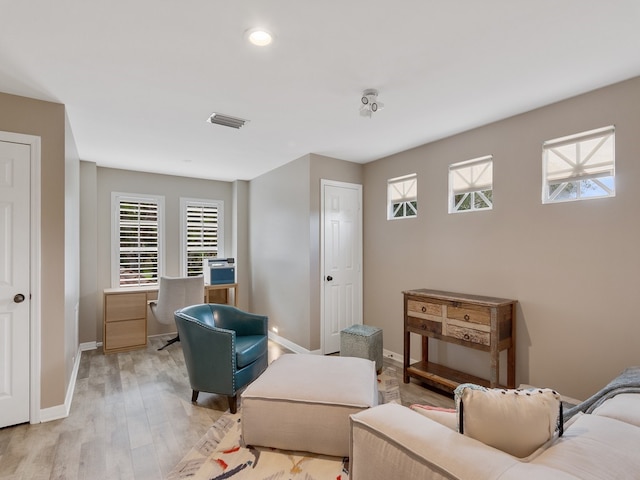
563,366,640,422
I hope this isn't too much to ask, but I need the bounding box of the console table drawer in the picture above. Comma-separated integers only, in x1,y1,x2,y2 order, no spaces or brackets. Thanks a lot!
448,304,491,326
408,316,442,335
447,323,490,346
407,299,443,318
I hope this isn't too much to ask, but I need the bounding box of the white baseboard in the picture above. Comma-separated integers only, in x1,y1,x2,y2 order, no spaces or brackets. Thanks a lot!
383,348,403,363
383,348,420,365
80,341,98,351
268,332,322,355
39,345,83,423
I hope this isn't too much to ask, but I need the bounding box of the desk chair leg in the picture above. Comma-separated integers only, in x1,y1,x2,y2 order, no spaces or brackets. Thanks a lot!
192,390,199,403
157,334,180,351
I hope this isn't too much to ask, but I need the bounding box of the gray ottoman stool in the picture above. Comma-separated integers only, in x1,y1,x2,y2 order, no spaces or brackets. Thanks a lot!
340,324,383,373
241,354,377,457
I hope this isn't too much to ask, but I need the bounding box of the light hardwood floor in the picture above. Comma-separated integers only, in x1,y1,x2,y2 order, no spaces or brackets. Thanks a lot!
0,336,453,480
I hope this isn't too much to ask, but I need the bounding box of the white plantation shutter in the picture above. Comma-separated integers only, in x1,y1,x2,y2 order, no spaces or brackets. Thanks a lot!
181,199,224,277
450,156,493,196
186,202,219,276
114,195,163,287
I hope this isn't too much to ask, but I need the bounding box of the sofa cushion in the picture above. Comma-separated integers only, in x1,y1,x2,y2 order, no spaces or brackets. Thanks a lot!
455,384,562,458
526,413,640,480
235,335,267,368
591,393,640,427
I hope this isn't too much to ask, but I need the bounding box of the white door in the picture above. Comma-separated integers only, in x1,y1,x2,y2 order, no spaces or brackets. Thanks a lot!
0,140,31,428
322,180,363,354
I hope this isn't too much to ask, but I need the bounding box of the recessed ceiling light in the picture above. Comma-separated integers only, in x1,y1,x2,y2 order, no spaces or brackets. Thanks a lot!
246,28,274,47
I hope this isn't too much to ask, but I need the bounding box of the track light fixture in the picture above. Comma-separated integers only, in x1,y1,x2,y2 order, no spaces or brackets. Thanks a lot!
360,89,384,118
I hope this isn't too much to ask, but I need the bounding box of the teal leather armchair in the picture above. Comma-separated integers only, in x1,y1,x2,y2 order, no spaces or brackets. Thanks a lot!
174,303,268,413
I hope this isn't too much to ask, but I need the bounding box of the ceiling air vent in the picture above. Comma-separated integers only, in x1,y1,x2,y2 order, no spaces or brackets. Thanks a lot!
206,112,249,129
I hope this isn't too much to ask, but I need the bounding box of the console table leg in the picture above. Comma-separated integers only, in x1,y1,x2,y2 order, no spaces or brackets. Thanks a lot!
403,330,410,383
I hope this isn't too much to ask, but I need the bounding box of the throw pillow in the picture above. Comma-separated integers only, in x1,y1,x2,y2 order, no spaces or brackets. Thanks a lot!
454,383,563,459
410,404,457,430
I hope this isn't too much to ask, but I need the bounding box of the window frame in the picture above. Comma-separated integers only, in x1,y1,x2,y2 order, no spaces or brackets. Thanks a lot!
387,173,418,220
448,155,493,214
180,197,225,277
542,126,615,204
111,192,165,288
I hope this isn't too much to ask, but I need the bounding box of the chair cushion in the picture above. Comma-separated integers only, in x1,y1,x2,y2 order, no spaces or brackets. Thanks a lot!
235,335,268,369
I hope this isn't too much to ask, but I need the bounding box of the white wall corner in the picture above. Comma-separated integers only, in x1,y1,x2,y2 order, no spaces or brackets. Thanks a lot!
39,346,82,423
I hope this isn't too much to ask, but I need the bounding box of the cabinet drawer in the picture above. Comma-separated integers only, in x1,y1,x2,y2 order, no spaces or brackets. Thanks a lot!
407,299,442,318
448,304,490,326
104,319,146,350
408,316,442,335
447,324,490,346
105,293,147,322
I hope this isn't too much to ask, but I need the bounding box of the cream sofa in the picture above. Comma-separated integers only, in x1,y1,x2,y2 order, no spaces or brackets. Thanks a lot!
350,393,640,480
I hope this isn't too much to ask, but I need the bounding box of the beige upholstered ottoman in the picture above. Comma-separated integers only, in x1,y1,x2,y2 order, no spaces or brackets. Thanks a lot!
241,353,378,457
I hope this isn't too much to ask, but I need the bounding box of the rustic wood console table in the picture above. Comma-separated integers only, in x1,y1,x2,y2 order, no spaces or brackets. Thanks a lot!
403,289,517,393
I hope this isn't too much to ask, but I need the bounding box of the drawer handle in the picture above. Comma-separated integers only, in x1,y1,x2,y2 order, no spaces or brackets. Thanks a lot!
421,324,427,330
463,333,470,340
421,306,427,313
464,314,470,321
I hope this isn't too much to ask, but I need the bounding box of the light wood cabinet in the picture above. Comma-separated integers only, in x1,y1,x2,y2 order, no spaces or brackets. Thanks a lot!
403,289,516,393
103,289,151,353
103,283,238,354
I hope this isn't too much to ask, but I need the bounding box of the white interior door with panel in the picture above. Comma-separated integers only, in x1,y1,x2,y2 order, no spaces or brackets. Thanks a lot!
0,139,31,428
321,180,363,354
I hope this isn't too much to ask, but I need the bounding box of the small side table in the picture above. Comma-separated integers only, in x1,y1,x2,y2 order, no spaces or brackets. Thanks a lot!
340,324,383,373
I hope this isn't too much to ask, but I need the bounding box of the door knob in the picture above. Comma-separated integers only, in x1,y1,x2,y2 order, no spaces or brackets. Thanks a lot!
326,276,333,281
14,293,26,303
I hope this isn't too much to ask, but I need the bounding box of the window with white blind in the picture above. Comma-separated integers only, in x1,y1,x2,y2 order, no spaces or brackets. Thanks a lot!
181,198,224,277
388,174,417,219
543,126,615,204
449,155,493,213
111,193,164,287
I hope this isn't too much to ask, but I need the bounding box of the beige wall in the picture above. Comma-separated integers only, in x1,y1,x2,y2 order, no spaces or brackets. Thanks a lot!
249,154,363,351
309,154,364,348
363,76,640,400
0,92,68,409
250,155,312,348
232,180,250,311
79,161,98,343
84,166,234,341
64,113,80,386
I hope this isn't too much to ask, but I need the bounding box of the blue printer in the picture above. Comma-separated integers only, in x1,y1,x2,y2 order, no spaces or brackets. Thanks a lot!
202,258,236,285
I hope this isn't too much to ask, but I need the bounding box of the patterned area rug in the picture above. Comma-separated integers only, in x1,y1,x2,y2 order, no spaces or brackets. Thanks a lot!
167,366,400,480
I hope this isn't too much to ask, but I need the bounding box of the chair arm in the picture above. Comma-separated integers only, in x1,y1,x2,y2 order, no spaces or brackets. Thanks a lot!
175,314,237,395
208,305,268,336
229,312,268,337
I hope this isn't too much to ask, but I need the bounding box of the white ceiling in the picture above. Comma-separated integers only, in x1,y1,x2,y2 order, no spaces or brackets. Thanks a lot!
1,1,639,182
